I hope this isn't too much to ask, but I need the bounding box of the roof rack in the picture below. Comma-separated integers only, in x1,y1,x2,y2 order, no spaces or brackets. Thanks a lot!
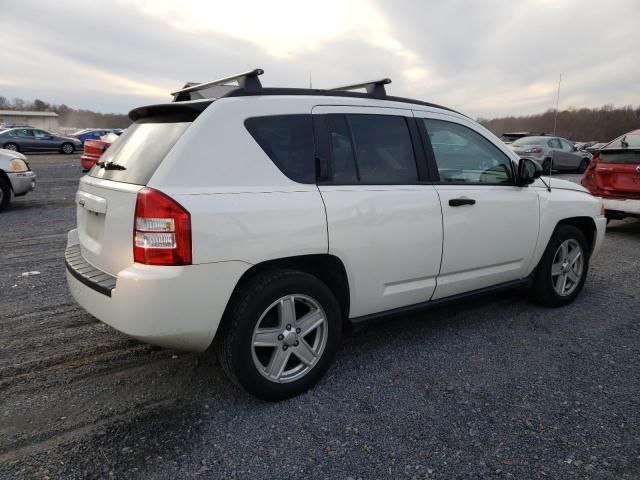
171,68,264,101
329,78,391,99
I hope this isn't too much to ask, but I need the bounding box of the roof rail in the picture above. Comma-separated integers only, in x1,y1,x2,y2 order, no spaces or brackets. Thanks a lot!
329,78,391,99
171,68,264,101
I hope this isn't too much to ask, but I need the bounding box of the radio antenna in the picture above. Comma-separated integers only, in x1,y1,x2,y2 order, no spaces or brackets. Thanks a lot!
547,73,562,193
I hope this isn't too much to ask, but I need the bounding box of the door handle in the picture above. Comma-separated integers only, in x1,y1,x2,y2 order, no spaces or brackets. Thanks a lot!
449,197,476,207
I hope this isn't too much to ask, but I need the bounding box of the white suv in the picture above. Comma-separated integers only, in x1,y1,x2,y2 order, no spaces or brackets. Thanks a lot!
66,70,606,400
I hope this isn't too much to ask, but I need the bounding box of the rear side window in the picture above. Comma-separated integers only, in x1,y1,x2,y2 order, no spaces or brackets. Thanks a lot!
325,114,418,184
245,115,315,183
89,120,191,185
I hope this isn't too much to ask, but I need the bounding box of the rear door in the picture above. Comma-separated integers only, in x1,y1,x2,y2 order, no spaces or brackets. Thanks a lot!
414,111,539,299
76,120,193,275
313,105,443,318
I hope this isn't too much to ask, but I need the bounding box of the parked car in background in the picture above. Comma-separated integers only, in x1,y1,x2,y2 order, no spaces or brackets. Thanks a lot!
71,128,121,145
581,129,640,221
65,71,606,401
80,131,122,171
0,127,81,154
510,135,592,173
499,132,548,144
0,148,36,212
586,142,606,153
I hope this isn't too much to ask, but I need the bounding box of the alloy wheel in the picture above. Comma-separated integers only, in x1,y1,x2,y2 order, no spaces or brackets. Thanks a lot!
551,239,584,296
251,294,328,383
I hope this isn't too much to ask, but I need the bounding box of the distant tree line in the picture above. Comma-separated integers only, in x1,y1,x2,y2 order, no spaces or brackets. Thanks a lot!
0,96,131,129
478,105,640,143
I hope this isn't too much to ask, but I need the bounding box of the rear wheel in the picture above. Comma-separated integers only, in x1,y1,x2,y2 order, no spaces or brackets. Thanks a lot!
3,142,19,152
61,143,74,154
0,177,11,212
531,225,589,307
218,269,341,401
578,158,590,173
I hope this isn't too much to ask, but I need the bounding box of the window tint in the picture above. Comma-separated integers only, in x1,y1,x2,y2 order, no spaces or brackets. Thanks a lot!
346,114,418,184
326,115,358,183
423,119,513,184
89,121,191,185
560,139,573,151
33,130,50,138
245,115,315,183
13,129,34,138
548,138,562,149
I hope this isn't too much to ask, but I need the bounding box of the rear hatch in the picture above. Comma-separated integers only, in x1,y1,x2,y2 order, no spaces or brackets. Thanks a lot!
595,149,640,198
75,102,210,275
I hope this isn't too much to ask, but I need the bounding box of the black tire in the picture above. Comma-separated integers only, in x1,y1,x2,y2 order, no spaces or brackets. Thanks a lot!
578,158,590,174
3,142,19,152
531,224,589,307
60,142,75,154
0,177,11,212
542,158,552,175
217,269,342,401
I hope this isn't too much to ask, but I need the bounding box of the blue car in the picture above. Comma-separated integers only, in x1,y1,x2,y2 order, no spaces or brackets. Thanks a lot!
71,129,120,145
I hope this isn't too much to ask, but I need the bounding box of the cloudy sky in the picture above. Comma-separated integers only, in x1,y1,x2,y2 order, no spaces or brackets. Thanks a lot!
1,0,638,119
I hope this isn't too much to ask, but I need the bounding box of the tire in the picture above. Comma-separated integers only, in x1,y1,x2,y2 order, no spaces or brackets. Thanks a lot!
542,158,552,175
578,158,590,174
218,269,342,401
61,143,75,154
0,177,11,212
531,225,589,307
3,142,19,152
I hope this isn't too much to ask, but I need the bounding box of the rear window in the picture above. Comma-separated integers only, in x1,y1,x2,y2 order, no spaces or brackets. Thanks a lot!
244,115,315,183
89,120,190,185
605,132,640,150
599,151,640,165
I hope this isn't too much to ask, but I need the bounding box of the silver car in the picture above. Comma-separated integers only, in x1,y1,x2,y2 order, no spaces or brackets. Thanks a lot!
509,136,592,174
0,148,37,212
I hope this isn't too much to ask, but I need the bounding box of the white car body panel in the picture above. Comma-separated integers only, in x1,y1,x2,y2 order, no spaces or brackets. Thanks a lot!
66,94,607,351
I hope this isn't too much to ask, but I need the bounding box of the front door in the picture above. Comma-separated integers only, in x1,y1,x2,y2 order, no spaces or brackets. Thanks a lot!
313,105,443,318
414,112,540,299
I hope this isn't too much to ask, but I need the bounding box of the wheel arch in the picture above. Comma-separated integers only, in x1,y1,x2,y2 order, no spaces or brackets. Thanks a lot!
0,169,12,191
225,254,351,326
556,216,596,254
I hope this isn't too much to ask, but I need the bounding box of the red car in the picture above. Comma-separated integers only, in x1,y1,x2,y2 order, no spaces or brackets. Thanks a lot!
581,129,640,221
79,131,123,171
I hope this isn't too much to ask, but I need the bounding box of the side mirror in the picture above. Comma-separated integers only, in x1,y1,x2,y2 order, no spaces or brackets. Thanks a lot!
573,145,578,151
517,158,543,185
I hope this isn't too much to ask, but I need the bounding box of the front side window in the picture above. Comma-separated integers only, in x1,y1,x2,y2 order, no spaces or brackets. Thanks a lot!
324,114,418,184
33,130,50,138
245,115,315,183
560,139,574,151
423,119,513,184
548,138,562,149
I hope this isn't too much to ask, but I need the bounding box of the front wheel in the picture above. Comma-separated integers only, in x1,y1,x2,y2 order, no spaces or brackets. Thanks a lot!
0,178,11,212
60,142,75,154
531,225,589,307
218,269,342,401
578,158,590,173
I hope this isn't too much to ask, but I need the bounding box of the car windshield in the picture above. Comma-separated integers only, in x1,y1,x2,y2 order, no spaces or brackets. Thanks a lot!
605,132,640,150
511,137,543,146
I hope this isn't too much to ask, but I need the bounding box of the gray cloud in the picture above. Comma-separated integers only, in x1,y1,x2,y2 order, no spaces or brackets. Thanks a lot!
1,0,638,118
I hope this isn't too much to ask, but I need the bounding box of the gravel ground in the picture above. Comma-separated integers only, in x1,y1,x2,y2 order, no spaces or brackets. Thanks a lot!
1,154,639,479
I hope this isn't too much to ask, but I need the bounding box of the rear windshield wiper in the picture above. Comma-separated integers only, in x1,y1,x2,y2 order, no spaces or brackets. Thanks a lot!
96,160,126,170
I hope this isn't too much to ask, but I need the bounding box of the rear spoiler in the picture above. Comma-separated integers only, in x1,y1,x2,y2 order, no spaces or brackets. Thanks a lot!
129,100,213,122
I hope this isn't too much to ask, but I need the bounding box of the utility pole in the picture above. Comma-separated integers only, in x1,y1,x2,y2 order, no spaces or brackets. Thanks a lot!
553,73,562,135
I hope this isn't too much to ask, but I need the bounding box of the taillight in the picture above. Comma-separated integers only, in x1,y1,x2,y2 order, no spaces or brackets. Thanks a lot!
525,147,543,154
133,187,192,266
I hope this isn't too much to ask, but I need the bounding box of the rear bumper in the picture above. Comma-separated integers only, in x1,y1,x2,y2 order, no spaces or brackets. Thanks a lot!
65,229,250,352
7,170,36,196
80,153,100,170
598,197,640,217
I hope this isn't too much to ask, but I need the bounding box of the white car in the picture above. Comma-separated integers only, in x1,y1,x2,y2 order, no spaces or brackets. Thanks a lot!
65,70,606,400
0,148,36,212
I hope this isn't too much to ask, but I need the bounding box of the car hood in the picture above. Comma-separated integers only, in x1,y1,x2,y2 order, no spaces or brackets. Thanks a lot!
0,148,27,161
533,176,589,193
